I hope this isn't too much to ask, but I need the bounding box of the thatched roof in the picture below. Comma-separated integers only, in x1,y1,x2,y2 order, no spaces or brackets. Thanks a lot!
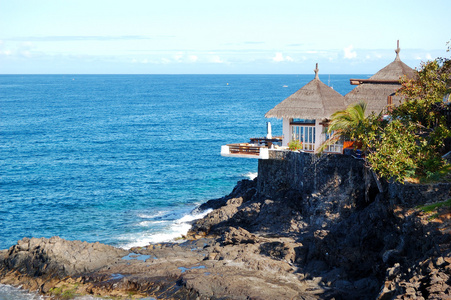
265,64,345,120
370,58,416,81
344,83,405,115
344,41,416,114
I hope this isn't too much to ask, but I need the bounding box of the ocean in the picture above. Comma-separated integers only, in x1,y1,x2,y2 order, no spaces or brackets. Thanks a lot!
0,74,361,299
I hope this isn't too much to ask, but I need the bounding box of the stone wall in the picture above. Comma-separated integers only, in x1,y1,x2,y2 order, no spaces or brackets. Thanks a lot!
257,150,451,207
257,150,375,203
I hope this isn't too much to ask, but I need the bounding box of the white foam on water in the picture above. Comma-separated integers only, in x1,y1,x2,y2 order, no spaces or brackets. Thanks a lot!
137,211,166,219
119,208,212,249
0,284,43,300
243,172,258,180
138,220,170,227
0,284,102,299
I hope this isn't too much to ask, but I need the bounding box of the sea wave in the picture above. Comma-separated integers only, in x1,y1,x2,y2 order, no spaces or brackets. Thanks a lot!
0,284,43,300
137,211,166,219
243,172,258,180
138,220,171,227
119,209,212,249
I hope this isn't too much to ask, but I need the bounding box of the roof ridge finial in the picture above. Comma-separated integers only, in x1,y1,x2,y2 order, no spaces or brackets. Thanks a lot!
395,40,401,61
314,63,319,79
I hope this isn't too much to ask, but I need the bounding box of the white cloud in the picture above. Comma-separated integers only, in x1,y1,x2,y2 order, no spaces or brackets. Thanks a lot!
8,35,153,42
273,52,285,62
208,55,223,63
131,58,150,64
415,53,433,62
272,52,294,62
188,55,198,62
343,45,357,59
0,41,37,58
0,47,12,56
20,50,32,58
174,52,183,62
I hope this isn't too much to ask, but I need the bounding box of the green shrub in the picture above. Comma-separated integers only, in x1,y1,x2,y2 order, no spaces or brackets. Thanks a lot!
288,140,303,151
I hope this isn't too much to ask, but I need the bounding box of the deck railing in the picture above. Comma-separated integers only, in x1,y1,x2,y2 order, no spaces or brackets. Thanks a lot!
227,143,262,156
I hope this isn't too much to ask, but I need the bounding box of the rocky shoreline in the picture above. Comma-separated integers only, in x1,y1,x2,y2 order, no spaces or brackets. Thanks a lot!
1,153,451,299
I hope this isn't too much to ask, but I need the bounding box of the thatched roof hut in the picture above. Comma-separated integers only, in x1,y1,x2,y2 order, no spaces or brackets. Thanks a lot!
265,64,345,120
344,41,416,114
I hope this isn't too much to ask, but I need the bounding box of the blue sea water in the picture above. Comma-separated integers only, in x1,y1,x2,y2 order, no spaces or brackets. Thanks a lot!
0,74,361,298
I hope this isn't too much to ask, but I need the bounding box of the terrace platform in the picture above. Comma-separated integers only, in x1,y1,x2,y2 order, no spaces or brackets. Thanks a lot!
221,136,283,159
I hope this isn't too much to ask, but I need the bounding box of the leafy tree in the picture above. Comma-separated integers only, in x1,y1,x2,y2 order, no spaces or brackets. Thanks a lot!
327,101,368,139
362,119,444,181
394,58,450,127
320,42,451,183
316,101,370,153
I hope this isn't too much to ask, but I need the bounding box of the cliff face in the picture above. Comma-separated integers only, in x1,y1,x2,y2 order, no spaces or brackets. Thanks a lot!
258,151,379,229
1,151,451,299
190,151,451,299
258,151,374,202
258,152,451,299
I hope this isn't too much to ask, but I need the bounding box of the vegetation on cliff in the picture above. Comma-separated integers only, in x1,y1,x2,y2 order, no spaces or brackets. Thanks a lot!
324,43,451,183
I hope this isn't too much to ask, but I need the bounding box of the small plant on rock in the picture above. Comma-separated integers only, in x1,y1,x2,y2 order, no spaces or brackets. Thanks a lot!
288,140,303,151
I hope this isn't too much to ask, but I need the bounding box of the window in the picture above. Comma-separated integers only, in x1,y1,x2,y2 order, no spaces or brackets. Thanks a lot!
291,125,315,151
291,119,315,124
321,129,343,153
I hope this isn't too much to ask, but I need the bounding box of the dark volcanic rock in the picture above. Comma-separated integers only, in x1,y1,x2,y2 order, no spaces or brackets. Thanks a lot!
187,196,245,238
2,152,451,299
0,236,128,294
196,178,257,211
0,235,323,299
221,226,259,245
2,236,127,278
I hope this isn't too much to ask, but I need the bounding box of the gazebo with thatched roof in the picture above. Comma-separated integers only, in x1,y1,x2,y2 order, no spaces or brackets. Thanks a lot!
345,40,416,114
221,41,415,159
265,63,346,152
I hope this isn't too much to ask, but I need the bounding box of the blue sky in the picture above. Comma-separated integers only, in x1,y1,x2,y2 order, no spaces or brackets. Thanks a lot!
0,0,449,74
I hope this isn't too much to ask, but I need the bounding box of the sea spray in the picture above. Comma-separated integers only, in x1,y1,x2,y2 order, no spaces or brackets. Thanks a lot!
0,285,48,300
119,208,212,249
243,172,258,180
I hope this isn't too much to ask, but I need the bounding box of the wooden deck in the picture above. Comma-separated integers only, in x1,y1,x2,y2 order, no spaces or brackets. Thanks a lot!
221,136,283,159
227,143,261,156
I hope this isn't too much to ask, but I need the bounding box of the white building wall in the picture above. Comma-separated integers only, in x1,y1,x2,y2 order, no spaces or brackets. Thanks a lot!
314,120,323,151
282,118,291,146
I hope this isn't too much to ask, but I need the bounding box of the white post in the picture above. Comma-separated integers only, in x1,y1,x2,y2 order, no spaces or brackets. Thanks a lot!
259,147,269,159
221,145,230,156
282,118,291,147
314,120,322,151
266,122,272,139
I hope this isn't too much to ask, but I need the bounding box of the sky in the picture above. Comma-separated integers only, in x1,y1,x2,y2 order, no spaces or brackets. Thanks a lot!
0,0,450,74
